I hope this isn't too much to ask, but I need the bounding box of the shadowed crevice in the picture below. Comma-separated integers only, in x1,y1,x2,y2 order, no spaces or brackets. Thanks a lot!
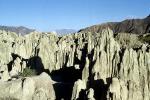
50,66,81,83
53,83,74,100
27,56,44,75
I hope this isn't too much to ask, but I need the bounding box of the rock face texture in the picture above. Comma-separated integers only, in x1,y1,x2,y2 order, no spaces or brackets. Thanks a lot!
0,72,55,100
0,28,150,100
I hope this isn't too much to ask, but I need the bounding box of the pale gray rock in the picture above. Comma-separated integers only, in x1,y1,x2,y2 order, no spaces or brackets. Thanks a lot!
107,78,121,100
10,57,22,76
0,28,150,100
82,57,89,83
92,28,120,83
71,79,86,100
32,72,56,100
0,64,10,82
87,88,95,100
0,72,55,100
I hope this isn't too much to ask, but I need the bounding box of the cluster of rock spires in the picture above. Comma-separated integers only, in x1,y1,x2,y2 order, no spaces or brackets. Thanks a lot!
0,27,150,100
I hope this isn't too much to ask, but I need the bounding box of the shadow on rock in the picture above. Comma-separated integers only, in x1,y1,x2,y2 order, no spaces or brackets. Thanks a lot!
50,66,83,100
27,56,45,75
7,53,22,72
91,79,109,100
50,66,81,83
53,82,74,100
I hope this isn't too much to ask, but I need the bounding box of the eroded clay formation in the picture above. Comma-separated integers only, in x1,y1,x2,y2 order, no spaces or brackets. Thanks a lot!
0,28,149,100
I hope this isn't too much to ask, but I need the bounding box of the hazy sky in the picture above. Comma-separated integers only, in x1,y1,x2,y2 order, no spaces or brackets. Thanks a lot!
0,0,149,31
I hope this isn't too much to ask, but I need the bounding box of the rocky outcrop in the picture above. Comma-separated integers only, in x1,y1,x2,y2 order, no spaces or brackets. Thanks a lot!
0,64,10,82
69,28,150,100
0,27,150,100
0,72,55,100
87,88,95,100
71,79,86,100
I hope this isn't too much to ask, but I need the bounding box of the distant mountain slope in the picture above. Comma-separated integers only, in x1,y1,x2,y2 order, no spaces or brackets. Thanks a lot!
0,26,35,35
79,15,150,34
55,29,77,36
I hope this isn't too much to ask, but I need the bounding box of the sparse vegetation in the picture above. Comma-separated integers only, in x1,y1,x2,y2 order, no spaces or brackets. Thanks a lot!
139,34,150,43
115,33,142,48
19,67,37,77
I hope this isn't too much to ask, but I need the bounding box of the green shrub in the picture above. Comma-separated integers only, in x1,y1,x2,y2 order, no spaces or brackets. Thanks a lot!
139,34,150,43
19,67,37,77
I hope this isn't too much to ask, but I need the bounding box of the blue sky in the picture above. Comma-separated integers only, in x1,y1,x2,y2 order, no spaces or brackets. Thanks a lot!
0,0,149,31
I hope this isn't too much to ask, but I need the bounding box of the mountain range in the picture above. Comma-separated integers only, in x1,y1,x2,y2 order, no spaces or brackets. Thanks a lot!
54,29,77,36
0,26,35,35
79,15,150,34
0,15,150,36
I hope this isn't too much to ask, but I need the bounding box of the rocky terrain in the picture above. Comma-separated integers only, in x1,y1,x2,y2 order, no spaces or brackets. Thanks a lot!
0,25,150,100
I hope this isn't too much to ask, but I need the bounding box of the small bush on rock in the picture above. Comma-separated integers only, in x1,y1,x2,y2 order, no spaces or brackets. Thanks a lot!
139,34,150,43
19,67,37,77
